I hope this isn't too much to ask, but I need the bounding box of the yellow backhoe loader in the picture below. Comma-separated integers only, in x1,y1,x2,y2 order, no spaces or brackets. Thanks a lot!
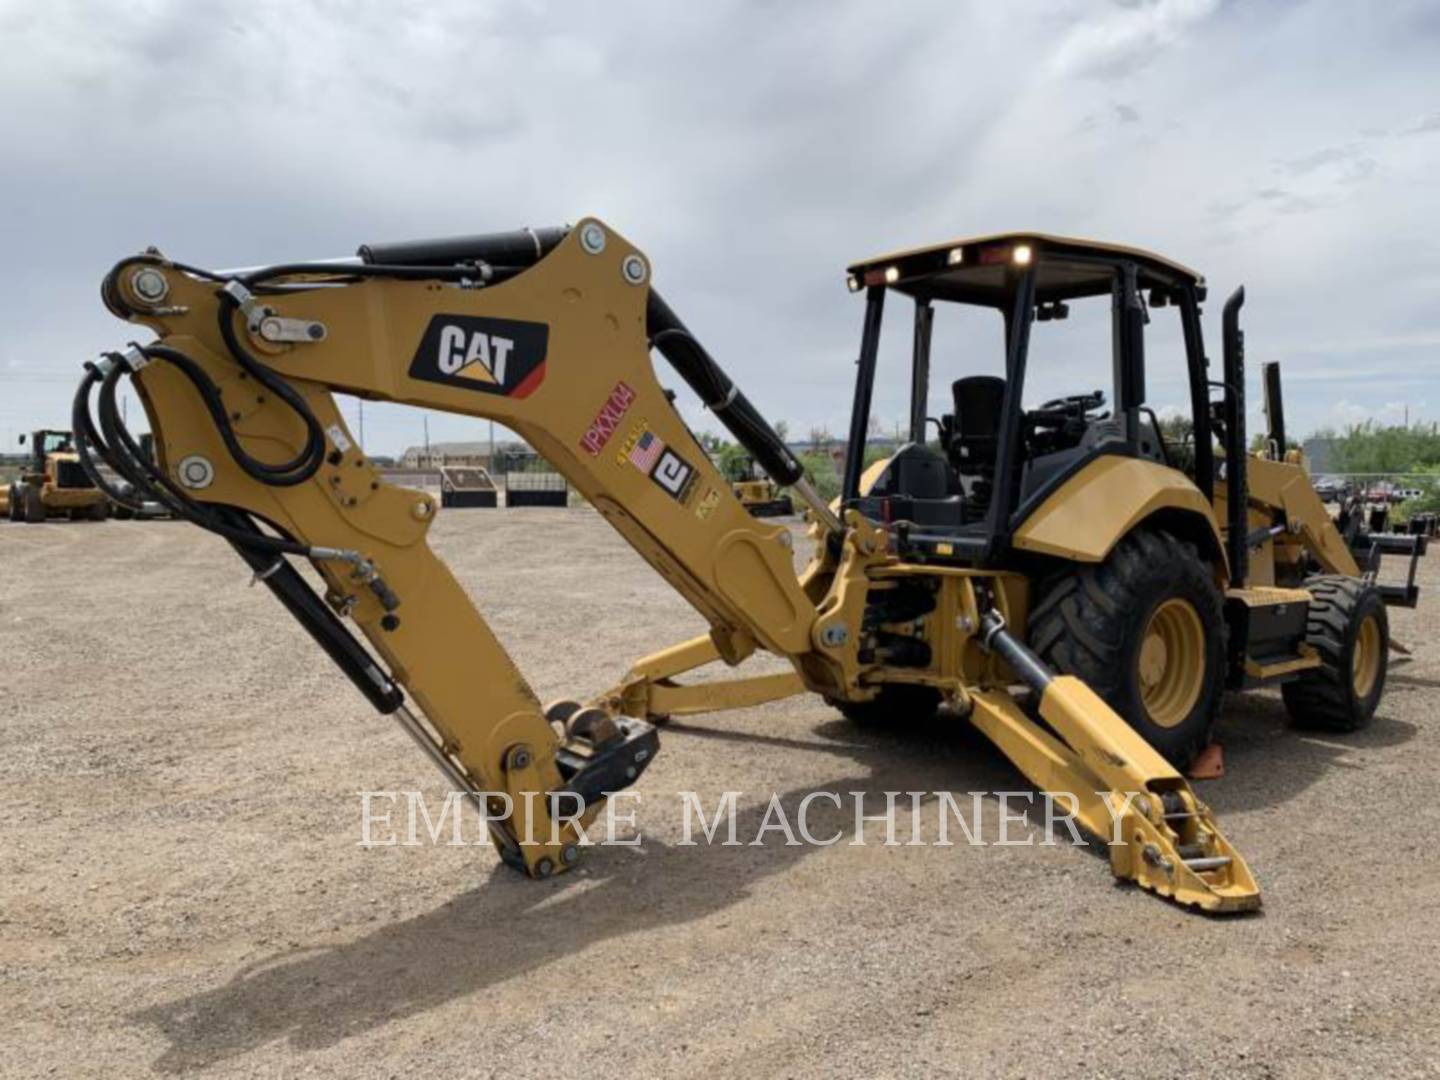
8,429,109,522
79,222,1420,915
722,452,794,517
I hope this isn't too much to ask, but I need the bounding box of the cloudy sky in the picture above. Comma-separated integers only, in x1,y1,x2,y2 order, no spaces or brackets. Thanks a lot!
2,0,1437,456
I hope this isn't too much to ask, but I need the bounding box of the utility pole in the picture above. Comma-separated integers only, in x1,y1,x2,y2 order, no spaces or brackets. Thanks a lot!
489,419,495,471
423,415,431,466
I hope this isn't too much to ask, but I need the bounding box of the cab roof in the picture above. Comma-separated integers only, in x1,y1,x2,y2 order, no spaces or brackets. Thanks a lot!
845,232,1205,306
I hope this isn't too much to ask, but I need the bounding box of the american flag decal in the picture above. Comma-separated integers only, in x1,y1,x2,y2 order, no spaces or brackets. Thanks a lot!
628,430,664,472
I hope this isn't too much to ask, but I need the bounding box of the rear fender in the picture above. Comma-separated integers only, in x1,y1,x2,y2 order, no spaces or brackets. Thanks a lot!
1012,456,1228,578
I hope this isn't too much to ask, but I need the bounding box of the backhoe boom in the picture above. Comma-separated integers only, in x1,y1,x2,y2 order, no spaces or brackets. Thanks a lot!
89,219,828,876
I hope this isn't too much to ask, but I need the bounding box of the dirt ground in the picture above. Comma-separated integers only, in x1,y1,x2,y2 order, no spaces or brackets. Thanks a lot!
2,508,1437,1078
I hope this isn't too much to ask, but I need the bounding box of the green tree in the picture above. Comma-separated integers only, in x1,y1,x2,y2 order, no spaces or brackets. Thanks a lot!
798,450,841,501
1159,415,1196,476
1310,422,1440,474
1398,463,1440,520
716,442,752,482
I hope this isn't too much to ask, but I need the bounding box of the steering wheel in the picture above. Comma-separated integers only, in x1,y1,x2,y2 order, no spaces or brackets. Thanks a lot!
1027,389,1107,427
1021,390,1108,456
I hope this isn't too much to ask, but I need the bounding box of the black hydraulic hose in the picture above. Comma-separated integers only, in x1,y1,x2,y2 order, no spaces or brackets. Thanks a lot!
91,243,559,547
141,343,320,490
73,345,402,714
93,359,309,556
94,362,202,520
645,290,803,487
71,365,145,509
213,296,326,485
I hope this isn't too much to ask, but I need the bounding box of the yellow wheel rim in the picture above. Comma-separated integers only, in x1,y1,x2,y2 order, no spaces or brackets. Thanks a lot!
1352,614,1381,699
1138,598,1206,729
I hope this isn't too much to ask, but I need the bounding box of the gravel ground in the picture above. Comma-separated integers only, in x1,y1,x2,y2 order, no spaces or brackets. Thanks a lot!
2,509,1437,1078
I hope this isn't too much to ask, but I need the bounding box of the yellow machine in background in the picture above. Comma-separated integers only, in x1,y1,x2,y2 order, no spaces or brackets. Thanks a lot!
722,452,794,517
78,222,1417,914
8,429,108,522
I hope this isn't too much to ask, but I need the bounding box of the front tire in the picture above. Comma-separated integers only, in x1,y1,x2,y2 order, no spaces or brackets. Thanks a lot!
1028,528,1226,769
1281,576,1387,732
22,485,45,523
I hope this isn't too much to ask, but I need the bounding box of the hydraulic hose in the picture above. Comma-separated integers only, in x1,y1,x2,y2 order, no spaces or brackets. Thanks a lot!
213,295,326,485
142,342,322,492
71,365,145,510
94,362,210,524
86,354,310,556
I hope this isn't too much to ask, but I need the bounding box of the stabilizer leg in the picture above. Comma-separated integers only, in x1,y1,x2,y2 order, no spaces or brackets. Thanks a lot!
973,615,1260,913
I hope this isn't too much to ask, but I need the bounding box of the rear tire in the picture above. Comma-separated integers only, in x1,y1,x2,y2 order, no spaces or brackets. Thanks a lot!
1281,576,1387,732
833,685,942,726
1028,528,1226,769
88,501,107,521
6,486,19,522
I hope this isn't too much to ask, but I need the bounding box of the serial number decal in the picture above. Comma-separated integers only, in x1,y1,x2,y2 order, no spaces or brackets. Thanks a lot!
408,315,548,398
580,381,637,455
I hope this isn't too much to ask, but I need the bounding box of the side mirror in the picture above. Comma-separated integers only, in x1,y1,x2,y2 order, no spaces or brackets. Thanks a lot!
18,434,25,445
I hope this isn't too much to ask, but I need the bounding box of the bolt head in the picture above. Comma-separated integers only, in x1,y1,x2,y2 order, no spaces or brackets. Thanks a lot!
579,222,607,254
177,455,214,489
131,267,169,303
561,844,580,865
621,254,649,285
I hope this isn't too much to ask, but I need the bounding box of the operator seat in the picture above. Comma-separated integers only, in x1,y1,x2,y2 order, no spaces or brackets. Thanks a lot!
944,376,1007,512
851,442,964,530
947,376,1006,472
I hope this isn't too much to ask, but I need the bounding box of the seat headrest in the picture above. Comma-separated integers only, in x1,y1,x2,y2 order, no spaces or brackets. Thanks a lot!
952,376,1007,438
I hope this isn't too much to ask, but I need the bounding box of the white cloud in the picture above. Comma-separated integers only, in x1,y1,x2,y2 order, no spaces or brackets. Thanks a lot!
1050,0,1221,80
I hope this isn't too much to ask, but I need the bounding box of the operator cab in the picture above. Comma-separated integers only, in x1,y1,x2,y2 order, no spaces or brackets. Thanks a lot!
840,233,1211,561
19,429,76,473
